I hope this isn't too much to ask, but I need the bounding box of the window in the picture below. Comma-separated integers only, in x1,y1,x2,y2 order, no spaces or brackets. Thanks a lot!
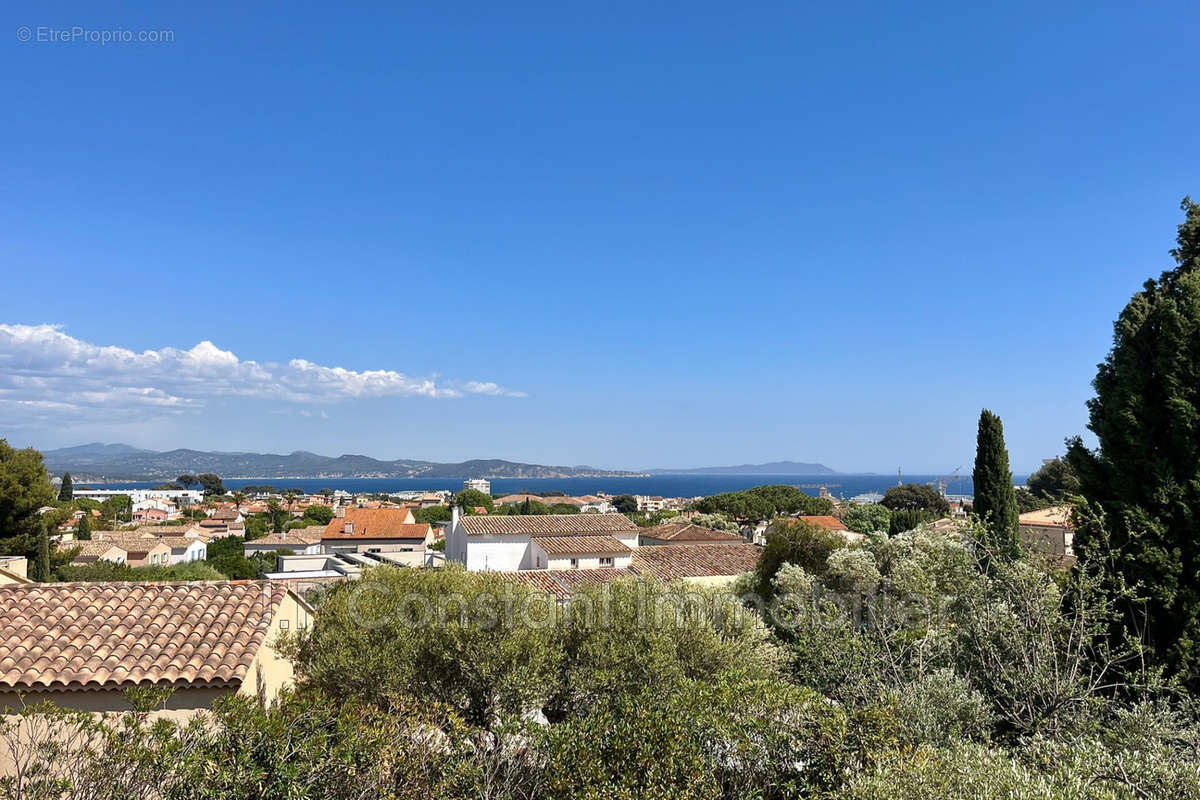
599,557,613,567
569,558,578,569
279,619,289,629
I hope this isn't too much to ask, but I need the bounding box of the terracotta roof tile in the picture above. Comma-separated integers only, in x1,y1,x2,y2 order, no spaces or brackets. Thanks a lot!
248,526,325,547
639,522,744,543
321,508,423,540
0,582,287,691
630,543,761,582
60,541,126,558
460,513,637,537
533,535,632,555
797,516,848,532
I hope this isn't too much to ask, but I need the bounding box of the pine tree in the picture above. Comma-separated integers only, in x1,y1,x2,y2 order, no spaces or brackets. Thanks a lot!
1068,197,1200,684
58,472,73,502
972,409,1019,560
35,528,51,582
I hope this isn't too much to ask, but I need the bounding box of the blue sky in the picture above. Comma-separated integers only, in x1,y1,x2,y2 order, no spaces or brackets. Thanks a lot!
1,1,1197,473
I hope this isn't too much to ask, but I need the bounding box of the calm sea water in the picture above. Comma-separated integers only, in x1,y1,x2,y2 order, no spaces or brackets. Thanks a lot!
83,473,1025,500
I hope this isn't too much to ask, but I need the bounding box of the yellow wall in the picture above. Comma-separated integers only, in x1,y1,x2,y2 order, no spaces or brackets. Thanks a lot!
238,590,314,704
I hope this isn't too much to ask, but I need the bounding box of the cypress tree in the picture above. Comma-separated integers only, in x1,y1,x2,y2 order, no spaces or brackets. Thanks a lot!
972,409,1019,559
58,472,73,502
35,528,51,582
76,513,91,540
1068,197,1200,684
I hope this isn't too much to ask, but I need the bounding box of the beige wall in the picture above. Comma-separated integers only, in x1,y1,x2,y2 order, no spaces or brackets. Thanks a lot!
0,686,232,716
1019,524,1072,557
238,591,314,705
0,558,28,581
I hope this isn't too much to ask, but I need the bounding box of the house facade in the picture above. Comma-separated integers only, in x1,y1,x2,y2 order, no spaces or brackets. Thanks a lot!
320,508,429,555
446,511,640,572
1018,506,1075,559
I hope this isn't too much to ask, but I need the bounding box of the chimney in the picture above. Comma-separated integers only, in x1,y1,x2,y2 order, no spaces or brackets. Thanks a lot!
451,505,460,529
344,522,353,534
334,506,345,519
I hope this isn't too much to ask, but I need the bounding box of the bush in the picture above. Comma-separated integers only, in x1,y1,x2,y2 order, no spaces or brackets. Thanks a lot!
56,560,225,582
288,565,561,725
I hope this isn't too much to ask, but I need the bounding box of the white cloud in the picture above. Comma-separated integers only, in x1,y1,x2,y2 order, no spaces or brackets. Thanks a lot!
0,324,524,424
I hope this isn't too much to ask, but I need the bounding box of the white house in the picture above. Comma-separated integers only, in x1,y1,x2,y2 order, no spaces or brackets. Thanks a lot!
155,535,207,565
445,510,640,572
243,526,325,557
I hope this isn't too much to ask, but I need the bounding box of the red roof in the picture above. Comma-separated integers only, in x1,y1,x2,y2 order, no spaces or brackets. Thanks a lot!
322,508,429,541
797,516,847,532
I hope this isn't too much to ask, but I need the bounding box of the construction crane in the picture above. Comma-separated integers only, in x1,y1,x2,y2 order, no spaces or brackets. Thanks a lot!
929,466,963,497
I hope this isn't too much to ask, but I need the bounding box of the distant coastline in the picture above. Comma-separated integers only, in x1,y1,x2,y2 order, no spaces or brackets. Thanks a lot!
77,473,1007,500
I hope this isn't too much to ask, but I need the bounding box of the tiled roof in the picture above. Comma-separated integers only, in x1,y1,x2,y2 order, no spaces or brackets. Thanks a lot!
460,513,638,537
797,516,848,532
533,535,631,555
0,582,288,691
496,568,634,601
322,509,428,540
1019,506,1074,528
154,536,205,550
247,526,325,547
639,522,744,543
494,494,545,504
131,525,198,535
61,541,125,558
630,543,760,582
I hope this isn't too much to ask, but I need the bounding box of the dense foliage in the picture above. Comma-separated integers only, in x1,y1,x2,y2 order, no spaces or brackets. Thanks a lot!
453,488,494,513
0,439,56,564
10,523,1200,799
1068,198,1200,688
972,409,1019,560
1026,456,1080,500
880,483,949,516
840,503,891,535
694,484,834,522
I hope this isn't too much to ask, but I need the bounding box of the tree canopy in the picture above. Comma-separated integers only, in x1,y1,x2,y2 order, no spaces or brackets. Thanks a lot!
880,484,950,516
972,409,1019,560
58,472,73,502
0,439,56,561
301,505,335,525
1026,457,1080,500
453,489,494,513
694,485,834,522
1068,197,1200,686
611,494,639,514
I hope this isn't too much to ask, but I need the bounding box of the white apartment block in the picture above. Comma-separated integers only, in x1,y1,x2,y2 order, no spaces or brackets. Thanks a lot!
462,478,491,495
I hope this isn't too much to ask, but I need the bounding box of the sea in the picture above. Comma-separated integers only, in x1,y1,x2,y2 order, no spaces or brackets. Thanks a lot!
80,474,1024,501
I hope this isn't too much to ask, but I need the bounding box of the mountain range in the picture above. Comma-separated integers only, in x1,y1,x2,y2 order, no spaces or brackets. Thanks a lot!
40,444,839,482
41,444,648,481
